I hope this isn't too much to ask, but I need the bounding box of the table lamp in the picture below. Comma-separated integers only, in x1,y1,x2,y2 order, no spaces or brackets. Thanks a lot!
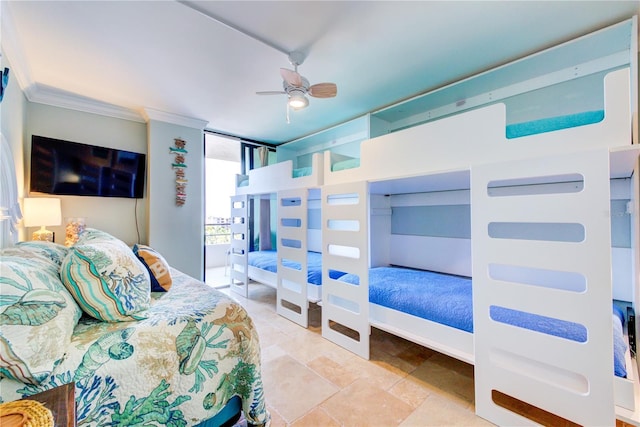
23,198,62,242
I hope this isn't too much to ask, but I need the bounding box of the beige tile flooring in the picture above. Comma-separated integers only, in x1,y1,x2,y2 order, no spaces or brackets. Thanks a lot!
216,275,496,427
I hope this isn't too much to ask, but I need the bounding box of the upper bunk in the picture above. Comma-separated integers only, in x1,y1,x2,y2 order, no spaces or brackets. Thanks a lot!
235,116,370,196
323,16,639,187
234,151,324,196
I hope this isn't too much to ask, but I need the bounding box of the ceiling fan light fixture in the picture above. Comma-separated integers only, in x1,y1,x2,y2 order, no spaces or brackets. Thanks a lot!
288,92,309,109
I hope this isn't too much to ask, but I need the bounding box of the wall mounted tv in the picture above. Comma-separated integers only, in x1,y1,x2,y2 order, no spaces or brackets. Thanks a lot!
30,135,146,199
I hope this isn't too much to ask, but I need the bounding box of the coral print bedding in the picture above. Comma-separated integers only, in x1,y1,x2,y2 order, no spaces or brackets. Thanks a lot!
0,236,269,426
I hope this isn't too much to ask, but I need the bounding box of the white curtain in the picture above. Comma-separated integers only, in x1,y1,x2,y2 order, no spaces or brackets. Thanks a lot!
257,146,269,167
0,133,22,247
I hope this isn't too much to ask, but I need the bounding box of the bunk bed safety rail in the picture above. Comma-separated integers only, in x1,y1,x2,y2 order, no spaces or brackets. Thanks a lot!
236,153,324,195
324,68,630,188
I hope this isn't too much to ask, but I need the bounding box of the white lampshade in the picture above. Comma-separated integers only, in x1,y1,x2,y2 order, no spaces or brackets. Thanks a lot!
23,198,62,227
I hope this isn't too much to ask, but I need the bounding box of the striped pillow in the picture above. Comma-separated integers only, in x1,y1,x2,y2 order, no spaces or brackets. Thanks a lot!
61,229,151,322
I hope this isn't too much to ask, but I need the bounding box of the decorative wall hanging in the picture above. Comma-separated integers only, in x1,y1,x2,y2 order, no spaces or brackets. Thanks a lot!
171,138,188,206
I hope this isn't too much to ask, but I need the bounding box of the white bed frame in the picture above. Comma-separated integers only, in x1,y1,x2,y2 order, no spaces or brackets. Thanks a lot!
229,187,324,328
320,63,640,425
234,152,324,196
228,17,640,424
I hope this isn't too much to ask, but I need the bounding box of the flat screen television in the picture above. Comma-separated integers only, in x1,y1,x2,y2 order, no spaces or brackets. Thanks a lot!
30,135,146,198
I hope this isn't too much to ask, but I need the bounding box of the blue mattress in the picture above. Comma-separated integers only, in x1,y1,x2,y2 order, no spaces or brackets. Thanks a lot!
293,166,313,177
331,158,360,172
506,110,604,139
338,266,627,377
248,250,345,285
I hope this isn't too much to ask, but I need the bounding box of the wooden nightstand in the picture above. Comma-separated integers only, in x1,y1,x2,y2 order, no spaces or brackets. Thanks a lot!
22,382,76,427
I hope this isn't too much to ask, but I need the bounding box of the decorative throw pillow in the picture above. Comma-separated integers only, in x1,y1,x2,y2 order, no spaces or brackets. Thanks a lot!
60,229,151,322
1,241,69,267
132,244,173,292
0,254,82,385
75,227,115,243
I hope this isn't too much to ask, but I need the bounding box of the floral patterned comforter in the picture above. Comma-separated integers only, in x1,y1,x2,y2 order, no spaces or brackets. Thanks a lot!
0,269,269,426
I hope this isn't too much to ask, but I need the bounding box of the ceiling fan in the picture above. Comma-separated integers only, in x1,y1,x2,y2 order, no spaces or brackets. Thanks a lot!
256,51,337,123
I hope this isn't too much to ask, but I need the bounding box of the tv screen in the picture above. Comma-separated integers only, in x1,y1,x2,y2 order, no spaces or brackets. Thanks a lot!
30,135,146,199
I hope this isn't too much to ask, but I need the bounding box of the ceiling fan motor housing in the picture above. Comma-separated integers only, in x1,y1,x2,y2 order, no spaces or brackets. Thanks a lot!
283,76,310,92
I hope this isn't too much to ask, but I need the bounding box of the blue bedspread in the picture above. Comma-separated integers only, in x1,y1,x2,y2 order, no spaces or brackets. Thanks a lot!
248,250,344,285
338,266,627,377
293,167,312,177
506,110,604,139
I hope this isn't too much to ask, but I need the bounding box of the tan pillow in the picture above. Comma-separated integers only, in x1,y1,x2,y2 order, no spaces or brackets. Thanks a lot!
132,244,173,292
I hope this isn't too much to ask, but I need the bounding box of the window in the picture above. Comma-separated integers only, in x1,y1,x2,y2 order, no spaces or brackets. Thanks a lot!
205,133,241,245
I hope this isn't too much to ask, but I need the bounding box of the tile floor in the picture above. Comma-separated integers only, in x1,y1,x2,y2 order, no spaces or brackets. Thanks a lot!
215,274,494,426
205,266,232,288
208,267,632,427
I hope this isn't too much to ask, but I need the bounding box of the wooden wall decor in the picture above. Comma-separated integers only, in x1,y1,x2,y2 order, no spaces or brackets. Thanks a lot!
171,138,188,206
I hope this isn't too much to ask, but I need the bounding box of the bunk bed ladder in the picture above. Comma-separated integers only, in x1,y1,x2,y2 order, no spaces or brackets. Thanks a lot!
321,181,370,359
471,149,615,425
229,194,249,297
277,188,310,327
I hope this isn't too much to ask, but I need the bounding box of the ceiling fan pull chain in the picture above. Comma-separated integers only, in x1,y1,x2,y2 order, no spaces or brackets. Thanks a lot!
286,102,291,124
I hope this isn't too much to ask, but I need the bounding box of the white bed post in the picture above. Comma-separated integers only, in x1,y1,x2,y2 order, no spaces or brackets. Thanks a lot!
229,194,249,297
472,149,615,426
276,188,310,327
321,181,370,359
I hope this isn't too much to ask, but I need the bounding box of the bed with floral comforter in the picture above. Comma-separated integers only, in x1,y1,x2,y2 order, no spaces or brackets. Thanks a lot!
0,233,269,426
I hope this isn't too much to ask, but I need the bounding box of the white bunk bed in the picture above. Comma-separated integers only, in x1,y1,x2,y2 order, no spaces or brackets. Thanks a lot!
231,161,334,327
235,152,324,196
320,17,640,426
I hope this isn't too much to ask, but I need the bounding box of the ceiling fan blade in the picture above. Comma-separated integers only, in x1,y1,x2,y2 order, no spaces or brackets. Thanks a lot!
309,82,337,98
280,68,302,87
256,91,286,95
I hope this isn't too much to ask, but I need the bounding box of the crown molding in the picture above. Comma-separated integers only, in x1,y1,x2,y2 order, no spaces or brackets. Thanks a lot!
2,4,205,126
2,4,145,123
142,108,209,129
25,84,146,123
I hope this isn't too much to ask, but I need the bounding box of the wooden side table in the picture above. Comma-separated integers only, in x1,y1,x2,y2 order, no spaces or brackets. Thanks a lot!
22,382,76,427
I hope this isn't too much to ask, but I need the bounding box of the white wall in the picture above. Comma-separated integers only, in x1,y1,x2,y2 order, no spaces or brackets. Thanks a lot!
206,244,230,268
146,115,206,279
1,53,208,280
25,103,147,246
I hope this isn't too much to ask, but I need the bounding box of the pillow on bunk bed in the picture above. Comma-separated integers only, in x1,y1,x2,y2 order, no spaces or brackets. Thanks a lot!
132,243,173,292
0,254,82,384
292,167,313,178
60,228,151,322
505,110,604,139
331,158,360,172
613,304,628,378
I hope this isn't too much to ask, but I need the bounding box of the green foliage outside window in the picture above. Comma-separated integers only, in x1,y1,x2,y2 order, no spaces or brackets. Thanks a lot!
205,223,231,245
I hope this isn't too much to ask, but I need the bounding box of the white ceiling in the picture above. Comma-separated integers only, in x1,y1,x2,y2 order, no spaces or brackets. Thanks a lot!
2,1,639,145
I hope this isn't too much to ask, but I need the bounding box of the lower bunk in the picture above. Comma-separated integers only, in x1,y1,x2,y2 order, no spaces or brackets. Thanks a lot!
334,265,637,421
247,249,346,303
